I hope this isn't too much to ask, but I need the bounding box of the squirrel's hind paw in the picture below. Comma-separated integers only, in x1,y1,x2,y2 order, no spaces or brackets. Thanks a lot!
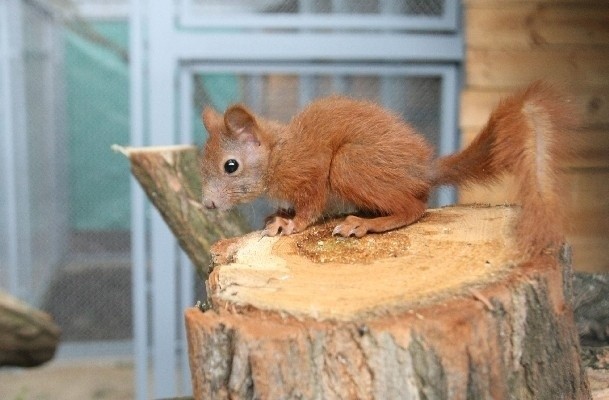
262,216,296,237
332,216,369,238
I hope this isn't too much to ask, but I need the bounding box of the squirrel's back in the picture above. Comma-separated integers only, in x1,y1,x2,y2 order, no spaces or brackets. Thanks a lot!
267,95,434,215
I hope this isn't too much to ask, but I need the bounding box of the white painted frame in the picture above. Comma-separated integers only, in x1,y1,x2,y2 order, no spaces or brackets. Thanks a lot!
0,0,29,298
0,0,67,304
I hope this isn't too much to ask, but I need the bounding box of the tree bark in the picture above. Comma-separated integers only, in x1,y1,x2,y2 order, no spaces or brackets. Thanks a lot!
113,145,249,279
0,291,61,367
573,272,609,344
185,206,591,400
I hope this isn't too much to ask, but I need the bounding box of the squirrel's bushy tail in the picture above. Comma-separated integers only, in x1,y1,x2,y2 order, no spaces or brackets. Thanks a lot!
433,81,578,256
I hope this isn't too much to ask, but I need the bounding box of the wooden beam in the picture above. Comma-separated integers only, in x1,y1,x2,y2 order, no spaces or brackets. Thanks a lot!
460,88,609,129
466,4,609,48
466,49,609,88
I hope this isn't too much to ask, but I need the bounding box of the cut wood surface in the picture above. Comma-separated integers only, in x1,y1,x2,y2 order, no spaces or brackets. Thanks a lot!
113,145,249,279
0,291,61,367
455,166,609,272
186,206,591,400
206,206,521,320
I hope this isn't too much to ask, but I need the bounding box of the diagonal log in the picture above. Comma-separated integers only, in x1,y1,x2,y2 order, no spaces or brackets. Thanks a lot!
113,145,249,279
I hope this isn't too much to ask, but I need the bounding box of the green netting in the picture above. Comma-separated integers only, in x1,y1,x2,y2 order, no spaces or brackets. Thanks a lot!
64,22,241,231
65,22,130,230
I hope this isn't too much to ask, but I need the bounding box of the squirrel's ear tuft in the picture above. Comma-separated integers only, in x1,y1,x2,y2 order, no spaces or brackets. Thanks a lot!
224,105,260,145
202,107,223,137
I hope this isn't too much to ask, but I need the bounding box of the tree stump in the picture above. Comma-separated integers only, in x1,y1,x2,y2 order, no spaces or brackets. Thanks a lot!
185,205,590,400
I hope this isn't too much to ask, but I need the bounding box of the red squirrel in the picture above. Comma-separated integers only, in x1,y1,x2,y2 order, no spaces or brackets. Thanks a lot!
200,81,576,256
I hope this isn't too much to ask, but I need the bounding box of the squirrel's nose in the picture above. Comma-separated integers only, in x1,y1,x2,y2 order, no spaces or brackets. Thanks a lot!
203,199,216,210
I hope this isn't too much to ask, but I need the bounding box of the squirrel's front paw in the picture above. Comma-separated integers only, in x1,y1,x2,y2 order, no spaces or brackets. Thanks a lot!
262,216,296,237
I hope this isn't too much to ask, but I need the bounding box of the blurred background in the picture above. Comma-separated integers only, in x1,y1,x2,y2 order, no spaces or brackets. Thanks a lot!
0,0,607,399
0,1,461,398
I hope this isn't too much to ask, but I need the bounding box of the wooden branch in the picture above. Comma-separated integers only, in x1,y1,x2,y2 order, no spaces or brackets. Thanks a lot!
113,145,249,279
185,206,591,400
0,291,60,367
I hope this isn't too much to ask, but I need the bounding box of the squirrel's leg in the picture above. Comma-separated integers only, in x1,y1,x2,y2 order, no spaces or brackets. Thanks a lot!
263,203,325,236
328,136,432,237
332,196,426,237
262,208,295,236
263,175,329,237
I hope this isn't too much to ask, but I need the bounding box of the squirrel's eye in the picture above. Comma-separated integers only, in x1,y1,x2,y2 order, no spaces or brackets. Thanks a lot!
224,159,239,174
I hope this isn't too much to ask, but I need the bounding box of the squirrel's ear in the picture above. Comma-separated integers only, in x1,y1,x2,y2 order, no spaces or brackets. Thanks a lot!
202,107,223,136
224,105,260,145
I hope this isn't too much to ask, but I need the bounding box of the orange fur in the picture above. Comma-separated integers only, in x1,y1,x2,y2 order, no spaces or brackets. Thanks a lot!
434,81,577,255
200,81,577,256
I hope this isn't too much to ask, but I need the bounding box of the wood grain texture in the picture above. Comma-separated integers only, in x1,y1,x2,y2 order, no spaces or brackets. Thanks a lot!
466,4,609,48
208,206,520,321
466,49,609,88
461,127,609,169
461,88,609,130
186,206,590,400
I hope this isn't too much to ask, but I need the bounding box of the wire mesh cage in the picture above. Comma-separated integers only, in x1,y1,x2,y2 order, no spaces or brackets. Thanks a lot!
196,71,441,144
1,0,133,353
1,0,136,393
186,0,444,15
1,0,69,305
178,0,455,31
2,0,462,398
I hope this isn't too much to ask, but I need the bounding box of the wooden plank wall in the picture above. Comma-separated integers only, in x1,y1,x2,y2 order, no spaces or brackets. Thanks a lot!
461,0,609,272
